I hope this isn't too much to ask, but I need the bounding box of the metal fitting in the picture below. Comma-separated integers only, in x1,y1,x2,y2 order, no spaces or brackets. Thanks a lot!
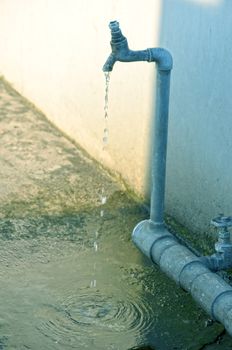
103,21,173,72
201,215,232,271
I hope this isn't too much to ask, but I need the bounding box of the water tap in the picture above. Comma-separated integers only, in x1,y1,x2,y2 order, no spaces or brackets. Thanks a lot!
201,214,232,271
103,21,173,72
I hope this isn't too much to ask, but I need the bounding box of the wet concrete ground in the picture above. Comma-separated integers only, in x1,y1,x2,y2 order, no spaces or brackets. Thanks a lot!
0,77,232,349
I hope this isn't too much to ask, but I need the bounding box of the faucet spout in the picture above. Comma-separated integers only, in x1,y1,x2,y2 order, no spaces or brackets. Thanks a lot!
103,21,173,72
103,53,117,72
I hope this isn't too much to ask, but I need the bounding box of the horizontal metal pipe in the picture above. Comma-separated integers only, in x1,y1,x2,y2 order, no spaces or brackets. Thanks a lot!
132,219,232,336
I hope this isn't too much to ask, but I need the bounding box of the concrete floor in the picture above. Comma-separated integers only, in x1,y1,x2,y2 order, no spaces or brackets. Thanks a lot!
0,77,231,350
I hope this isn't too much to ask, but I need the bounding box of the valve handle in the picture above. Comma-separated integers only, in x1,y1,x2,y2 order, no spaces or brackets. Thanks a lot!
211,214,232,228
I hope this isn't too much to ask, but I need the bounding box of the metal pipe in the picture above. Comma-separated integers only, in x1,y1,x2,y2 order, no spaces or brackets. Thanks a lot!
150,70,171,225
103,21,173,72
103,21,232,336
103,20,172,226
132,220,232,336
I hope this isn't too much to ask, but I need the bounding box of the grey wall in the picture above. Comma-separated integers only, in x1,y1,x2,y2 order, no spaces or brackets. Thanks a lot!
159,0,232,234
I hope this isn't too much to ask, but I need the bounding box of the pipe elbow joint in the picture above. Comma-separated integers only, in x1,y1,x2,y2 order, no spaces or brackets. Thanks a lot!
148,48,173,71
132,219,172,262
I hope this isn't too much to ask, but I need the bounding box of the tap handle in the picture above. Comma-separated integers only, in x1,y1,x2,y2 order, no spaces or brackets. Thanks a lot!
109,21,119,31
108,21,127,45
211,214,232,228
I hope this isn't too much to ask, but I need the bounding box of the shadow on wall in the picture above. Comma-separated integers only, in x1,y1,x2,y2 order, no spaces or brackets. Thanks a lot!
146,0,232,235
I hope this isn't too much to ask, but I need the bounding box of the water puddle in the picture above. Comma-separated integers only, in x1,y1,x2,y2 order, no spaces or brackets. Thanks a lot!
0,220,222,350
0,232,156,349
0,77,226,350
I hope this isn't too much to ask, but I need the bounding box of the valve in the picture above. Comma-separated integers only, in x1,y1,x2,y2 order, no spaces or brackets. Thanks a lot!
211,214,232,251
200,214,232,271
211,214,232,229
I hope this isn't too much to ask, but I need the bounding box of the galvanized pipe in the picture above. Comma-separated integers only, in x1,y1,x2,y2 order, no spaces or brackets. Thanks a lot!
132,220,232,336
150,70,171,225
103,21,172,226
103,20,232,337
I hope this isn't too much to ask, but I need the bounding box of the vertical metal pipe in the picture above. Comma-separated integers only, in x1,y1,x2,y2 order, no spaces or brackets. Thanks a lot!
150,70,171,225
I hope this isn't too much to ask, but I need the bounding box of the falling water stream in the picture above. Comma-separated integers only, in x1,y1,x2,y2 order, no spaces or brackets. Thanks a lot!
90,72,110,291
100,71,111,217
0,77,226,350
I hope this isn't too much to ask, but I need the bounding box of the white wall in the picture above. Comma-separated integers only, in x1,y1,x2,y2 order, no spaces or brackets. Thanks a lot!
0,0,232,235
0,0,161,195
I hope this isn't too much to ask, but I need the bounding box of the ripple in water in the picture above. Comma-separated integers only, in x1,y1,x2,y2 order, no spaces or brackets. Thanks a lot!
36,288,155,348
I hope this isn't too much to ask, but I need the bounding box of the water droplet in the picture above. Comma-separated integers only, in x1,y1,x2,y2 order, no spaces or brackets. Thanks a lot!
101,196,107,205
94,241,98,252
103,128,109,144
103,136,108,144
90,280,95,288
